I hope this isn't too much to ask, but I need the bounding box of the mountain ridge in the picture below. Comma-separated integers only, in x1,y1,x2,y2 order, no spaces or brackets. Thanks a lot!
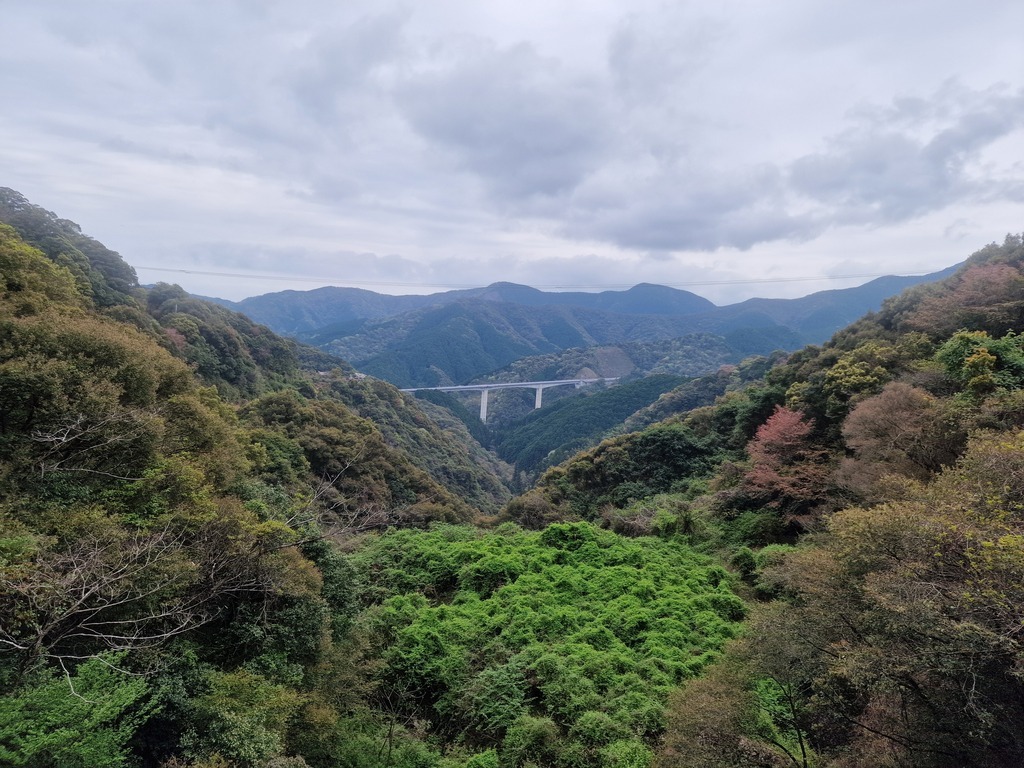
216,279,718,335
215,269,956,388
217,270,956,338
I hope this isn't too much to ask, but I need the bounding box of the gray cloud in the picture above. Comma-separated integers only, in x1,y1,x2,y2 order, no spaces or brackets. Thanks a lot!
608,5,722,103
790,82,1024,225
2,1,1022,303
397,41,611,200
563,163,811,251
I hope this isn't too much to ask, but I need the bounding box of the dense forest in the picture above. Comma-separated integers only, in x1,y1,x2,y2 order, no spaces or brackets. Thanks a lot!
506,232,1024,766
2,187,1024,767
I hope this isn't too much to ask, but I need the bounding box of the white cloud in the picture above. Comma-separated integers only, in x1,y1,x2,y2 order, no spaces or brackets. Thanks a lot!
790,82,1024,224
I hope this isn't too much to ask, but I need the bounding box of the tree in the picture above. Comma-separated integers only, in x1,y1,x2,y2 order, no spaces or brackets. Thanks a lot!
900,262,1024,339
837,382,965,499
181,669,303,767
936,330,1024,398
0,223,83,314
747,430,1024,766
658,656,789,768
0,653,151,767
740,407,832,524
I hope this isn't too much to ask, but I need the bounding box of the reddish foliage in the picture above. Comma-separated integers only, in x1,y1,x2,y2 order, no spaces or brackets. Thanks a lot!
839,382,964,495
743,406,831,519
903,263,1024,337
164,326,188,353
748,406,816,466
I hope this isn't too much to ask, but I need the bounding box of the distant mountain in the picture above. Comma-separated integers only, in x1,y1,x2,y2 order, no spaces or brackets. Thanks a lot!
218,286,445,335
220,281,716,335
308,299,791,388
470,282,716,316
709,270,960,343
215,269,956,388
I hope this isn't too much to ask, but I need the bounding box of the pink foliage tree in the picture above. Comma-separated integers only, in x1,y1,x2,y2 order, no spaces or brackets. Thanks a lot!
743,406,831,523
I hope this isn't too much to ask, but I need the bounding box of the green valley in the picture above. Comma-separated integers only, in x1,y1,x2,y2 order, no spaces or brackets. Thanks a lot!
3,186,1024,768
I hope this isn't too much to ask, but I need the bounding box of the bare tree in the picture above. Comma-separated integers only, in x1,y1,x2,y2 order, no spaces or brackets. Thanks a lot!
30,409,158,481
0,516,279,669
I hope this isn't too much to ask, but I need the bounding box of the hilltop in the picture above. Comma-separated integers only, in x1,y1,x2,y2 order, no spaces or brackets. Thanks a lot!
0,187,513,515
217,281,716,336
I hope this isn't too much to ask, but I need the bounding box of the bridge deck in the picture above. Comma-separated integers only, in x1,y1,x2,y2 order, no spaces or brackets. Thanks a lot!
400,377,617,393
401,378,619,422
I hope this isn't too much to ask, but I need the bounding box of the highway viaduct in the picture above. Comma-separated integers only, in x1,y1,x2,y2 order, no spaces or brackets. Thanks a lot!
400,378,619,422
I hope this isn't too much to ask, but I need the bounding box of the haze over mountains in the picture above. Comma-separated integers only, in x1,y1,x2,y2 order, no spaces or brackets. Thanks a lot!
214,268,958,388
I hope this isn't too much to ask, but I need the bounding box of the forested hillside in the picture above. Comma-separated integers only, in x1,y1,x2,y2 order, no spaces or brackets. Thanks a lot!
0,207,738,767
491,374,686,481
503,233,1024,767
224,282,716,337
0,197,518,765
3,184,1024,768
309,300,766,389
475,334,766,387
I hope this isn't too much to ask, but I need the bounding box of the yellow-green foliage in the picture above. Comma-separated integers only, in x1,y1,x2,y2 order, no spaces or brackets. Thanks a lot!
0,225,339,767
724,430,1024,767
329,376,513,514
532,423,717,519
243,388,473,523
0,223,83,313
4,194,1024,768
345,522,744,766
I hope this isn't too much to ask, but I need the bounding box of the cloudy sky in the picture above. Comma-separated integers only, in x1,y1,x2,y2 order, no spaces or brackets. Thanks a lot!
2,1,1023,304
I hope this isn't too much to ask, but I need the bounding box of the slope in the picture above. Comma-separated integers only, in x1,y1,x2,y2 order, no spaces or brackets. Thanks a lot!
502,233,1024,767
216,268,955,393
314,299,797,388
0,191,513,513
0,194,744,768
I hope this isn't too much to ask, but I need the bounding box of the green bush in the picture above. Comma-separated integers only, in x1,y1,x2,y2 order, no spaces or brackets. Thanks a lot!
600,739,654,768
0,654,151,768
346,523,745,763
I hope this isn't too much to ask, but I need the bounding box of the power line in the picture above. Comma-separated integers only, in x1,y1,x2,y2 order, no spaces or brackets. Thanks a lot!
133,264,936,291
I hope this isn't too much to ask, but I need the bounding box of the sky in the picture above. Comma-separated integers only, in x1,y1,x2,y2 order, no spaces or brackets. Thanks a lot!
2,1,1023,305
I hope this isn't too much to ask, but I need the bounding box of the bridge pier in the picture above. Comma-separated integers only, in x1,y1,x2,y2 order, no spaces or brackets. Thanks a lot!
400,377,620,424
482,385,554,422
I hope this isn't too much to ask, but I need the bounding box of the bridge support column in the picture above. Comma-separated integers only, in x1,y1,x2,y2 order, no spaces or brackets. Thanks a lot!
534,387,543,409
479,388,489,422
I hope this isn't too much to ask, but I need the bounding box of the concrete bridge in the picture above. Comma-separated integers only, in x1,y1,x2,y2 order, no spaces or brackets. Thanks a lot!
401,378,619,422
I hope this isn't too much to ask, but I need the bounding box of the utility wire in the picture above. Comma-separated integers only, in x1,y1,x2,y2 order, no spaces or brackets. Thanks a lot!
133,264,936,291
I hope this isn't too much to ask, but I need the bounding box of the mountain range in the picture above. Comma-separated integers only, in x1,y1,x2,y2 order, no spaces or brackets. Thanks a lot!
214,269,958,388
211,281,716,334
